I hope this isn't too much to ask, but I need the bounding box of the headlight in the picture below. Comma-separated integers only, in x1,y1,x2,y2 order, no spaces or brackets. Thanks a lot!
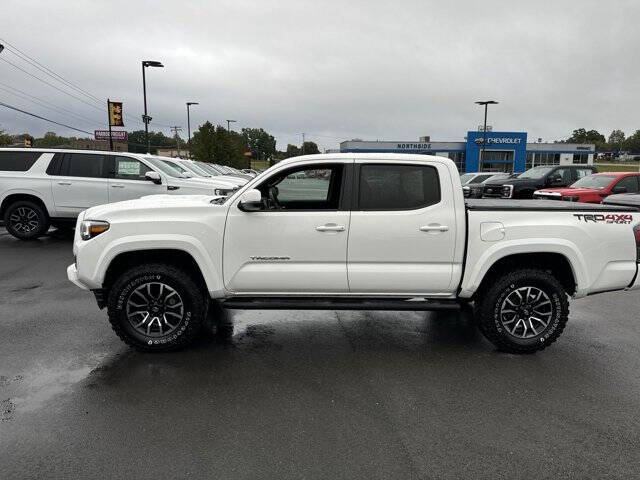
502,185,514,198
80,220,110,240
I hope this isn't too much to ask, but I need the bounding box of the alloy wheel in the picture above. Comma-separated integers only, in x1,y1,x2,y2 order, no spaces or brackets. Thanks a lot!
126,282,184,337
9,207,39,234
499,286,553,339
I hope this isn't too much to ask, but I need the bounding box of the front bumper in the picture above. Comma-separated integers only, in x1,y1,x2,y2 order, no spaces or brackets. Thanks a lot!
67,263,89,290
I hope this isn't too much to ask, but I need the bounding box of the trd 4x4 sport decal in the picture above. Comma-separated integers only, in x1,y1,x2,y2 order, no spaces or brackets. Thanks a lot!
574,213,633,224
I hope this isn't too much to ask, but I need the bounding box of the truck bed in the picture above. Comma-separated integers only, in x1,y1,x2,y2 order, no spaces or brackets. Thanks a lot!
465,199,638,212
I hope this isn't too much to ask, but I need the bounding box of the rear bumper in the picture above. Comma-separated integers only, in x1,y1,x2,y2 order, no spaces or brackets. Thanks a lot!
625,264,640,291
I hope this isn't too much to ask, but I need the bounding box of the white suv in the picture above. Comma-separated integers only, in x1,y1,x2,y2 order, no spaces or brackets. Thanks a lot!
0,148,235,240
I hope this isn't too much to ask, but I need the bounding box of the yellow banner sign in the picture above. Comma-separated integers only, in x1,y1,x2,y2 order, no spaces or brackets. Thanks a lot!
108,101,124,127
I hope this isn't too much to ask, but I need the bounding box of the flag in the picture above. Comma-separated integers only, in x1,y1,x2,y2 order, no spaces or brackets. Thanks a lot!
108,101,124,127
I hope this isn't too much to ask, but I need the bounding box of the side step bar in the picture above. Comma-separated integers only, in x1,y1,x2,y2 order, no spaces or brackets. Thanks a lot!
221,297,461,311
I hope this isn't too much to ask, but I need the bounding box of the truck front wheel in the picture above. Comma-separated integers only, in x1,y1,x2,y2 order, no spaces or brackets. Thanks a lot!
107,263,205,351
474,269,569,354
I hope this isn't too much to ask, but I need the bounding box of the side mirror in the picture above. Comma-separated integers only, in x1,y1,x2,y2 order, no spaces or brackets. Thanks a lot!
612,186,628,194
237,188,263,212
145,171,162,184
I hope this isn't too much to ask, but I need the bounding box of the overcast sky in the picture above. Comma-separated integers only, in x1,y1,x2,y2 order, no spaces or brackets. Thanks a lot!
1,0,638,150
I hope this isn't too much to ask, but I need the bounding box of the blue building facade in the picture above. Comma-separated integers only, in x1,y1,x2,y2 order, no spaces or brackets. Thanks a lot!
340,132,594,173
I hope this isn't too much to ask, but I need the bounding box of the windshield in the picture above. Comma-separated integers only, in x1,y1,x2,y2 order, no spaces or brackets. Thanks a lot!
195,161,222,176
160,160,192,176
182,162,212,177
519,166,555,179
570,175,616,189
145,157,187,178
460,174,474,184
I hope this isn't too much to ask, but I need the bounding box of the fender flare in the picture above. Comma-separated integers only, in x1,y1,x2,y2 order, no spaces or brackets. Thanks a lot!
459,239,588,298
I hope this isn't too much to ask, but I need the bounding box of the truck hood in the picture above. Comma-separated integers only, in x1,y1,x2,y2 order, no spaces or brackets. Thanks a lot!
83,194,223,220
483,177,538,187
536,187,604,196
173,177,238,189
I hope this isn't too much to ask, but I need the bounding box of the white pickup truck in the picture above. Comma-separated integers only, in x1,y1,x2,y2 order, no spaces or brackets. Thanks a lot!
67,153,640,354
0,148,239,240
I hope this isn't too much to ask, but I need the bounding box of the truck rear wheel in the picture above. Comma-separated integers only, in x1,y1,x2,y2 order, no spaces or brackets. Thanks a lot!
4,200,49,240
107,263,205,351
474,269,569,354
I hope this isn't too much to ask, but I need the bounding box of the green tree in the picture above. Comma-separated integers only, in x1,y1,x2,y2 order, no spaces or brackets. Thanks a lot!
191,121,217,162
302,141,320,155
284,144,301,158
34,131,71,147
565,128,606,146
127,130,175,154
242,128,276,163
0,130,12,146
608,129,625,151
623,130,640,152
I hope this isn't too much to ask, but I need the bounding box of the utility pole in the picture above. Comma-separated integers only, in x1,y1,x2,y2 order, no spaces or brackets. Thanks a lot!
301,132,305,155
170,125,183,158
107,98,113,151
475,100,498,172
226,119,236,132
186,102,198,158
141,60,164,153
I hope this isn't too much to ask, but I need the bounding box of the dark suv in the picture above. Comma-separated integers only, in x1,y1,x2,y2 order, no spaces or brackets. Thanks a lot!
482,165,598,199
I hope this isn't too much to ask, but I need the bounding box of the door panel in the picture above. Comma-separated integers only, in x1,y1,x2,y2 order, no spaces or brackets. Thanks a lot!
223,163,350,293
347,162,456,294
51,153,109,215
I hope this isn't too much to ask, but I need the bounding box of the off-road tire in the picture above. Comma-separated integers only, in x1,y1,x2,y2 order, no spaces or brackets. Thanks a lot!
107,263,206,352
474,269,569,354
3,200,49,240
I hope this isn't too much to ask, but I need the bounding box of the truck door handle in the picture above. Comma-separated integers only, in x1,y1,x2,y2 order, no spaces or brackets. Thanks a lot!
57,182,71,186
420,225,449,232
167,186,180,191
111,184,125,188
316,224,345,232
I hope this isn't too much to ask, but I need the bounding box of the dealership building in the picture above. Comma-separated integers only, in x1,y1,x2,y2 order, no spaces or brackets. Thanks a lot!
340,131,595,173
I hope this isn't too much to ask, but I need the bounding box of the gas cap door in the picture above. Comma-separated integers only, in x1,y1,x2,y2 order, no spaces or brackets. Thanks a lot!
481,222,505,242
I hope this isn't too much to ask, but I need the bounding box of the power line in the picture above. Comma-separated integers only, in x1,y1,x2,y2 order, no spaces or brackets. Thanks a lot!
0,82,103,126
0,101,94,135
0,38,103,104
0,57,105,112
0,39,174,129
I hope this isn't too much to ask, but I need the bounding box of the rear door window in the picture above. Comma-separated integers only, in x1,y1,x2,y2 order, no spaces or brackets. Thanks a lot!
61,153,107,178
0,151,42,171
358,164,440,210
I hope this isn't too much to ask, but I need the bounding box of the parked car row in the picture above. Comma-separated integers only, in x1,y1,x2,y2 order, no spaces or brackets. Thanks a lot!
461,165,640,208
0,148,250,240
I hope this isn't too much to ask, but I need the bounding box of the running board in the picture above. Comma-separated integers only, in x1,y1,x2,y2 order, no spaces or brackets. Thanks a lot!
221,297,461,311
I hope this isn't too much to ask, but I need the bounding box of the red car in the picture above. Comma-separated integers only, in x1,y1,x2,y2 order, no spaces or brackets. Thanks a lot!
533,172,640,203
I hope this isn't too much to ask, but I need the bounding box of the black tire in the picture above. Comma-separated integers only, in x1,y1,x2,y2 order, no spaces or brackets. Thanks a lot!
3,200,49,240
474,269,569,354
107,263,206,352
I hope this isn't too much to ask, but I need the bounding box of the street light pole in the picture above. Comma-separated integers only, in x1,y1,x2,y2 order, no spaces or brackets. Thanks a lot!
141,60,164,154
186,102,198,158
475,100,498,171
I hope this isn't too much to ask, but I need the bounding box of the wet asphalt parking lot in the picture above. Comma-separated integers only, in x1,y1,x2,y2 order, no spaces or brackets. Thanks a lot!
0,227,639,480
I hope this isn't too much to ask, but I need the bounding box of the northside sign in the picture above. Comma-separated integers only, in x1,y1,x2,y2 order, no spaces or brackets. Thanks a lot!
396,143,432,149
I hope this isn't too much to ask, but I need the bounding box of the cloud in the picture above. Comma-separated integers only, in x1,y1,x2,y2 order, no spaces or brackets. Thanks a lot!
1,0,637,150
